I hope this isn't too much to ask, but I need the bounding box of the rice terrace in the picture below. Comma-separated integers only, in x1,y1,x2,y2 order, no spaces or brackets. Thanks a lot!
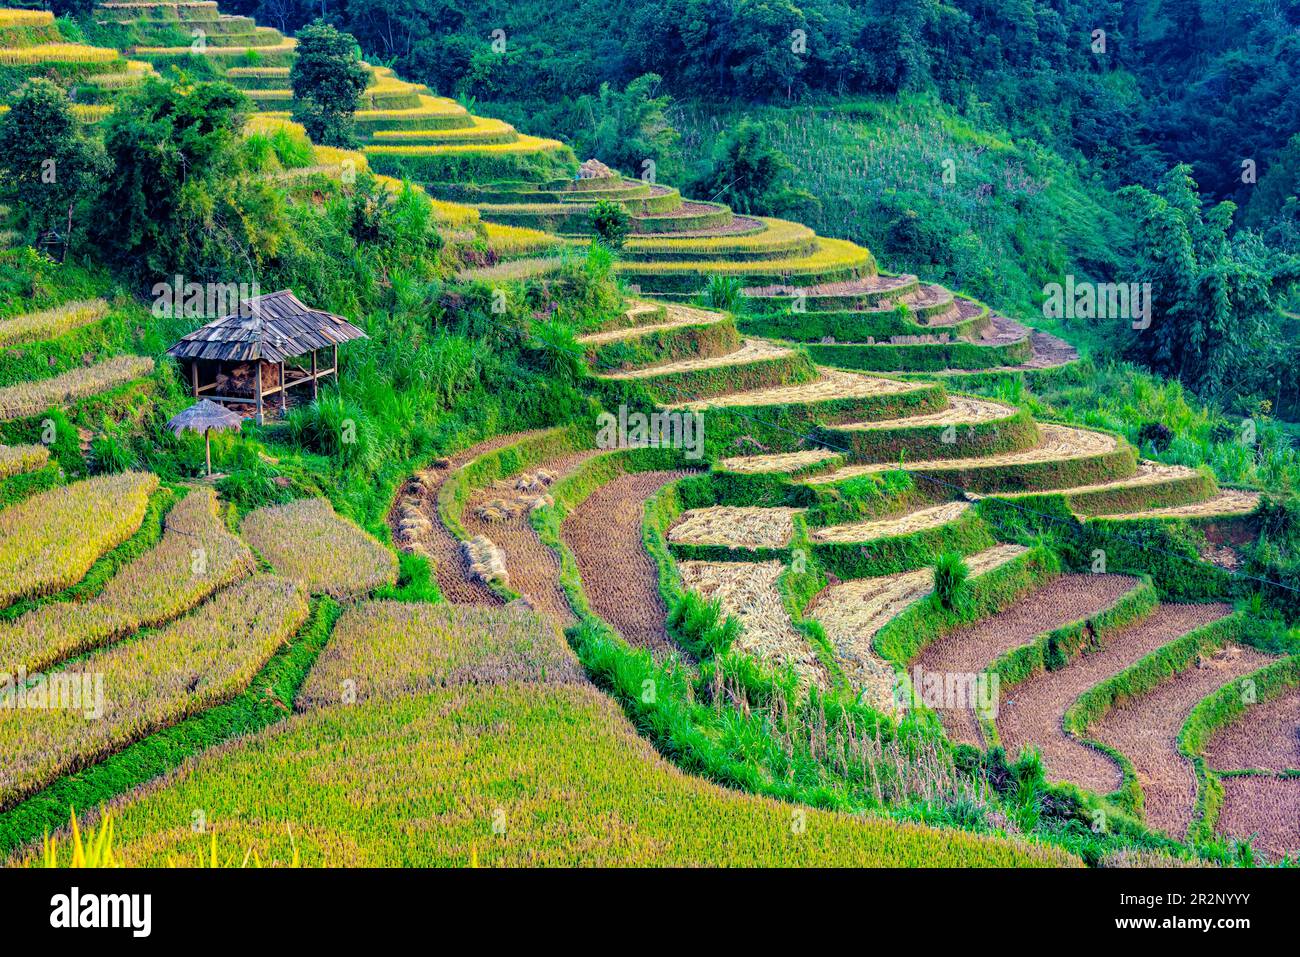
0,0,1297,933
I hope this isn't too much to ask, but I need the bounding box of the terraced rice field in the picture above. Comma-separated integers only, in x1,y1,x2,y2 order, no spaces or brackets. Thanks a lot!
813,501,971,543
241,498,397,598
663,367,917,410
914,574,1144,746
995,603,1234,791
561,470,694,655
0,574,307,810
0,472,158,608
1090,489,1261,522
678,559,828,688
0,443,47,479
296,600,585,710
0,299,107,348
835,395,1016,431
807,544,1028,711
601,337,797,380
461,449,603,623
0,488,254,673
1093,642,1276,838
718,448,842,474
0,355,154,422
577,304,728,345
1204,686,1300,771
1213,777,1300,860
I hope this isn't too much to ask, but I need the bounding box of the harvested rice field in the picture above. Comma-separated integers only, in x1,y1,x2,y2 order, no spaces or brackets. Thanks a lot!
1093,642,1276,838
807,544,1028,711
562,470,692,655
717,448,841,475
995,602,1233,791
834,395,1017,431
914,574,1143,746
812,501,971,544
576,304,727,345
387,432,541,604
296,600,586,710
1089,489,1260,522
461,449,603,623
1204,686,1300,772
804,423,1123,482
669,505,801,549
241,498,397,598
1213,776,1300,860
677,559,828,689
663,366,916,410
0,355,155,422
599,337,796,379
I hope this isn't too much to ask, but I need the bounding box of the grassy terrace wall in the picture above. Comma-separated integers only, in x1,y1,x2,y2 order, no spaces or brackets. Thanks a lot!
690,383,948,461
585,317,741,373
811,506,997,580
807,335,1033,372
817,405,1039,464
1061,613,1258,815
740,304,991,343
873,546,1062,668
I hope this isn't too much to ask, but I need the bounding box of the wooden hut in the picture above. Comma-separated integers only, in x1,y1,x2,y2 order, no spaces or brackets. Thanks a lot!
165,290,368,424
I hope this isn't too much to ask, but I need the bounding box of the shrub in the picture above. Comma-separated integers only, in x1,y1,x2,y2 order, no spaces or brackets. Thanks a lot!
589,198,631,249
933,550,970,611
1138,421,1173,452
706,274,743,311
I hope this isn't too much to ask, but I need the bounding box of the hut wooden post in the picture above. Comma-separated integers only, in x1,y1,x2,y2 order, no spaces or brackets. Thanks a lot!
190,360,199,398
255,362,264,426
280,361,287,412
205,428,212,476
311,350,318,399
332,344,338,381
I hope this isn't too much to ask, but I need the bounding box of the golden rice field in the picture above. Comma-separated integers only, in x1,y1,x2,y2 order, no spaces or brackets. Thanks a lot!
0,443,48,480
241,497,398,598
0,299,108,349
0,574,307,810
0,9,54,26
75,683,1079,866
1091,489,1261,521
617,236,874,276
622,217,814,254
370,117,514,141
0,354,155,422
482,221,562,257
0,472,158,609
0,488,255,674
296,600,585,710
364,133,569,157
0,42,122,64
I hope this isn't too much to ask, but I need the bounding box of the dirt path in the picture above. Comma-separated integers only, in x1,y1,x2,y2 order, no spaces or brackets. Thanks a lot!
912,574,1141,746
562,470,693,656
1215,776,1300,860
462,450,604,625
1094,642,1275,839
996,603,1232,794
387,431,540,605
1204,685,1300,772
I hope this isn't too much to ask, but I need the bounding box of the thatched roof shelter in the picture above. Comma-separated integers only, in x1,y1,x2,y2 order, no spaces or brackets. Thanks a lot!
167,399,244,476
165,290,368,423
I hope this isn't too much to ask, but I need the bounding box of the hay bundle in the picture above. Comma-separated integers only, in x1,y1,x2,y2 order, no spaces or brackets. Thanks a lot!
463,535,509,587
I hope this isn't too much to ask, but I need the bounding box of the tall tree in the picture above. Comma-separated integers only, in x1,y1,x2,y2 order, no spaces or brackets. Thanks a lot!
290,20,369,147
0,79,108,258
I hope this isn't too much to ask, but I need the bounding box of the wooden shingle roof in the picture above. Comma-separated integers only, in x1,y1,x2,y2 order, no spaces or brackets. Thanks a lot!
165,290,368,364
